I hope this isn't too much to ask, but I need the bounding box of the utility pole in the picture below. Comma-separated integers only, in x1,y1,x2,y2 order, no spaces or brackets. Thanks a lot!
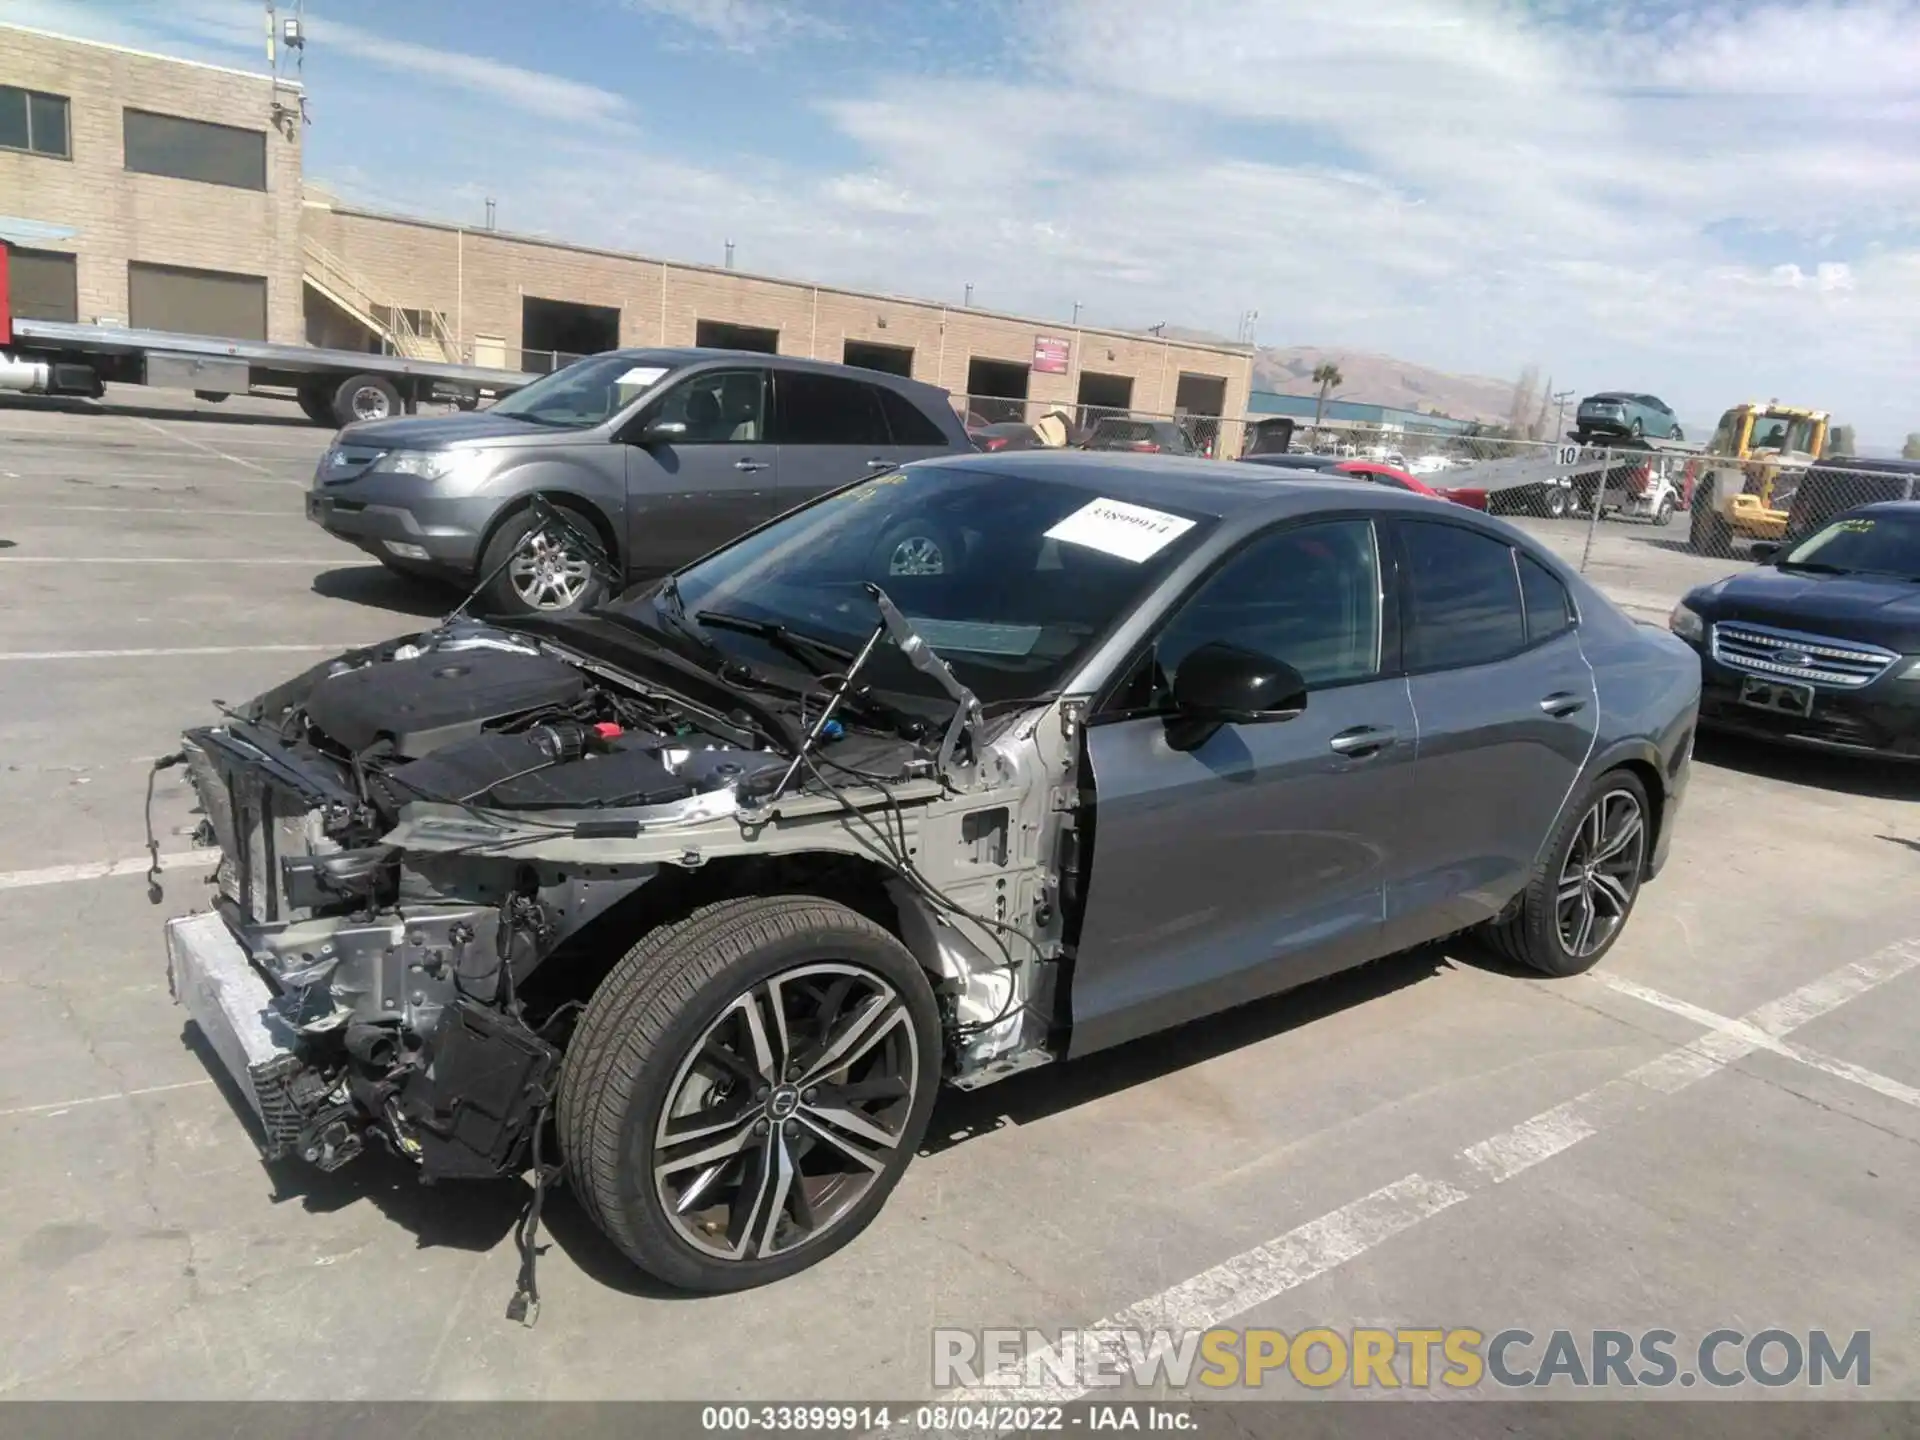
1551,388,1575,441
724,239,735,269
963,283,973,307
483,197,496,231
1071,300,1081,324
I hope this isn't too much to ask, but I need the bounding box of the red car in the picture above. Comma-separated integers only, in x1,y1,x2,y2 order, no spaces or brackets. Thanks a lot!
1239,454,1488,511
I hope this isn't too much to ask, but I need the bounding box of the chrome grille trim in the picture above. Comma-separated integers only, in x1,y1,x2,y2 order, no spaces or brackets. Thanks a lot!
1709,620,1898,689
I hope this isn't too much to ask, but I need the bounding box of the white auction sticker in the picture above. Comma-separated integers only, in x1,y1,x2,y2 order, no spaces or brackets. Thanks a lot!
615,366,668,388
1044,497,1197,563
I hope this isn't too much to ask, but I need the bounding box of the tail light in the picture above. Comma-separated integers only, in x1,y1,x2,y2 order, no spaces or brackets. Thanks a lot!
1442,487,1488,510
1128,441,1162,453
980,436,1009,452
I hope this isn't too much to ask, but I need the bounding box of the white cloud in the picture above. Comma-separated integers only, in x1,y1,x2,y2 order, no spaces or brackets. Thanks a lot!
621,0,841,52
306,16,634,128
8,0,1920,443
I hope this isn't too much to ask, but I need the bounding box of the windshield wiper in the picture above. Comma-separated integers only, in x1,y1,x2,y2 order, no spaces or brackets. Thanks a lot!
693,610,856,674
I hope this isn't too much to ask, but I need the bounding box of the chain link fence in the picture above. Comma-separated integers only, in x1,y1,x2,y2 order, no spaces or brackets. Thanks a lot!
952,394,1234,461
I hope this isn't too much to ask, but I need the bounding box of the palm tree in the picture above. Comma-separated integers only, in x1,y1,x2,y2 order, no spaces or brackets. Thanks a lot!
1311,361,1344,429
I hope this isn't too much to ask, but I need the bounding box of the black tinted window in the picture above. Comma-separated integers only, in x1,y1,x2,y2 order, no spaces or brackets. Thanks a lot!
1154,520,1382,694
0,86,69,158
124,109,266,190
1400,521,1525,670
1517,552,1575,643
775,371,890,446
877,385,949,446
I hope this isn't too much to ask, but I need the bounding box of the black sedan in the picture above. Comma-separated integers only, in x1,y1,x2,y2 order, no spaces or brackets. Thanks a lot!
1669,501,1920,758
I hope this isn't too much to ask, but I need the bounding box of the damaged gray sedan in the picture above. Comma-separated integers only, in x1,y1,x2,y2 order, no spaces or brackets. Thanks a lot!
165,453,1699,1296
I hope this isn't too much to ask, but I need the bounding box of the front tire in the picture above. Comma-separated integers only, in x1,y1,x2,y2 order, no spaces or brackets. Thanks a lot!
475,502,607,616
1653,495,1675,527
558,897,942,1293
1483,771,1651,977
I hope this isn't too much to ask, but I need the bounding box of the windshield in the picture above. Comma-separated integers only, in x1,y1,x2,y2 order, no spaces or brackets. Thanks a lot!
1782,512,1920,580
610,466,1218,706
1749,413,1818,454
489,353,674,429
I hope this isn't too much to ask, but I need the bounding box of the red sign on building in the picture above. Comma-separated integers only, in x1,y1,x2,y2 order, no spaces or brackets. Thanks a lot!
1032,335,1070,374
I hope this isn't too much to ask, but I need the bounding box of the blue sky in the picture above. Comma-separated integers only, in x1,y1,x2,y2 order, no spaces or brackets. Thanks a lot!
10,0,1920,447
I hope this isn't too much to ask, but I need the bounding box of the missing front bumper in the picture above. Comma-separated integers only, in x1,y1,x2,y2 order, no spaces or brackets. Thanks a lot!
165,911,308,1160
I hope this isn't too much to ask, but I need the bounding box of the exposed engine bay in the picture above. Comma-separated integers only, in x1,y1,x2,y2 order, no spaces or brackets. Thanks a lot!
165,614,1077,1187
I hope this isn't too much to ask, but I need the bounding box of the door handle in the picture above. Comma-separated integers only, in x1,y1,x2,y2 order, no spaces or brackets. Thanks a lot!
1539,691,1587,718
1328,725,1398,758
734,458,769,473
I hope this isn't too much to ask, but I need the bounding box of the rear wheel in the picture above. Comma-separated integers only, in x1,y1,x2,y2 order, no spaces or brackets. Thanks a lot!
1630,418,1645,439
869,517,960,578
1689,477,1731,555
1543,484,1569,520
1483,770,1651,978
1654,495,1675,527
296,383,336,426
558,896,941,1293
332,373,401,427
1670,425,1683,443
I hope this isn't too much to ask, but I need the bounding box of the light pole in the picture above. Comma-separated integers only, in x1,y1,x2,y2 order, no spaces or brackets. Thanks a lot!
1551,389,1575,441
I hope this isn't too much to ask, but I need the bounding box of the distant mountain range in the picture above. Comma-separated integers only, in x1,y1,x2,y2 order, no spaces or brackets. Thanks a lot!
1251,346,1521,426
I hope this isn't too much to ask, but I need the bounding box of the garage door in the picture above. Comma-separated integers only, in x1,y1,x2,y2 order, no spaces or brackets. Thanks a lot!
127,261,266,341
7,248,78,323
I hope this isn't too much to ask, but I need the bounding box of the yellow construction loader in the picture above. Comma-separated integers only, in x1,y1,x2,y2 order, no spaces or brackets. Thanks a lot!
1687,402,1831,555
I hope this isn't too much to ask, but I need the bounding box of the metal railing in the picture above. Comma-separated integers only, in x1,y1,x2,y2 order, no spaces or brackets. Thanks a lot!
301,238,461,364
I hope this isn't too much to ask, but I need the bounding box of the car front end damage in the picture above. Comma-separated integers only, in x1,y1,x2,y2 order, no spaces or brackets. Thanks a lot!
164,616,1077,1186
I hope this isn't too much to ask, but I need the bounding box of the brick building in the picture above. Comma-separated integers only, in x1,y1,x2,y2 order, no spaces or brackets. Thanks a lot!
3,24,1253,441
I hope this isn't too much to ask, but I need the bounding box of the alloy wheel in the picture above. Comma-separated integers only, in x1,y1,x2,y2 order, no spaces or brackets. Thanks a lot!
350,384,392,422
887,536,944,576
652,962,920,1263
1557,789,1646,959
508,531,593,609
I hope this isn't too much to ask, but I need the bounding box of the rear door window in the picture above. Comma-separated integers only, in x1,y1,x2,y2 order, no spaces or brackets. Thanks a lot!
876,385,950,446
1517,551,1576,644
1398,520,1527,670
773,371,891,446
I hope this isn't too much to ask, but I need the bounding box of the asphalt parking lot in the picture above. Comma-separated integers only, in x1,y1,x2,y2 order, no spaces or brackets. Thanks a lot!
1,389,1917,1405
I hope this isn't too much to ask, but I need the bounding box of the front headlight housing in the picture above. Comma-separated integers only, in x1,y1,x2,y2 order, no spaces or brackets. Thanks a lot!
1669,602,1706,643
371,449,471,481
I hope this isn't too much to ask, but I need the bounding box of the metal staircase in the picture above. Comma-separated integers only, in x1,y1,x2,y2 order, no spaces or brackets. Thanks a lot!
301,238,461,363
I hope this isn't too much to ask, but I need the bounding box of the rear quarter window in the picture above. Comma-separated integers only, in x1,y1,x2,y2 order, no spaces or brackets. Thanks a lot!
1399,520,1527,670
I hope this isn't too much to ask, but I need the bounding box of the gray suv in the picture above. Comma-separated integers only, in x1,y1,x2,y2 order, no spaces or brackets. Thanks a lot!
306,349,970,615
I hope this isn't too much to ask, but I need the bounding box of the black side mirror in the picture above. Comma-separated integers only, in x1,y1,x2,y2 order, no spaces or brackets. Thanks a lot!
639,418,688,444
1164,642,1308,752
1749,541,1781,563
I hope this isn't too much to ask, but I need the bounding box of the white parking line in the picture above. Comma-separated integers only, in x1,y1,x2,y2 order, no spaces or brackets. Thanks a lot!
0,470,306,488
0,503,299,516
136,415,271,474
0,1079,214,1120
0,643,347,661
985,937,1920,1402
0,555,335,564
0,848,220,890
1590,970,1920,1111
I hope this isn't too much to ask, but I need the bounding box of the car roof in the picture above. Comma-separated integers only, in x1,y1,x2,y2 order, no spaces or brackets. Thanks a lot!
594,347,951,398
1846,499,1920,516
913,450,1454,523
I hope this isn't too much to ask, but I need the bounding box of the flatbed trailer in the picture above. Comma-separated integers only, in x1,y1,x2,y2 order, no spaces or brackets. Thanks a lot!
0,244,537,428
